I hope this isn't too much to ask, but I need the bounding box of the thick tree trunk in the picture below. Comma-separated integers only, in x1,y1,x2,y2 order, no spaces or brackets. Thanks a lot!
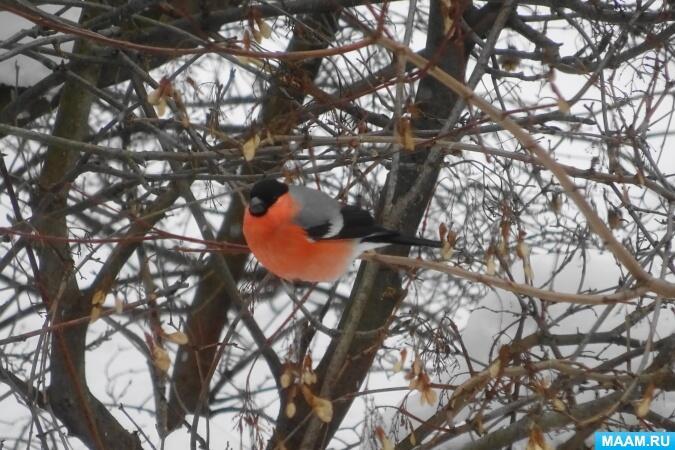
32,5,144,449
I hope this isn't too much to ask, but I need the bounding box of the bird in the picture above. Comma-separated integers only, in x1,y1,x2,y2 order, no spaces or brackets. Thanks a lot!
242,179,441,282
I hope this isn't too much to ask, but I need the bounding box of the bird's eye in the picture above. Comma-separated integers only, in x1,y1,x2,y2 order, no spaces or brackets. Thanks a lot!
249,197,267,216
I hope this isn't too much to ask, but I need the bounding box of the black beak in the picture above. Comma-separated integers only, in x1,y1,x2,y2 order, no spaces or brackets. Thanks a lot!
249,197,266,216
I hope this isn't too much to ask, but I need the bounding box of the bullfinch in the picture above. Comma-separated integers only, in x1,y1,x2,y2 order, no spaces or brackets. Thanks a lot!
242,179,440,282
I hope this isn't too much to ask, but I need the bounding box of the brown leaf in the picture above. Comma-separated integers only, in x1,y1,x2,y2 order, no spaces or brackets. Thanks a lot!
285,402,296,418
299,384,333,422
242,133,261,161
302,369,317,385
375,426,395,450
155,97,167,117
552,398,566,412
438,223,448,242
90,305,103,323
635,383,655,418
608,208,623,230
255,17,272,39
148,77,174,117
473,413,486,435
412,355,422,376
90,290,106,323
300,384,314,403
526,425,552,450
396,117,415,151
440,0,454,33
550,192,562,214
92,289,106,306
420,384,437,406
152,345,171,373
557,97,570,114
186,76,202,94
280,368,294,389
516,240,529,260
312,397,333,422
406,102,422,119
441,229,457,260
147,89,162,106
252,27,262,44
441,241,454,260
163,330,189,345
499,47,521,72
393,348,407,373
157,77,174,98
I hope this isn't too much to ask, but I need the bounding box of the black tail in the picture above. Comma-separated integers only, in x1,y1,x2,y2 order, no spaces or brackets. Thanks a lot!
363,231,442,248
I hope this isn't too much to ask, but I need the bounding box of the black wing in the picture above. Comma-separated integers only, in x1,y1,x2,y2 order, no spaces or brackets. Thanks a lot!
333,205,392,239
306,205,441,248
305,205,390,240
